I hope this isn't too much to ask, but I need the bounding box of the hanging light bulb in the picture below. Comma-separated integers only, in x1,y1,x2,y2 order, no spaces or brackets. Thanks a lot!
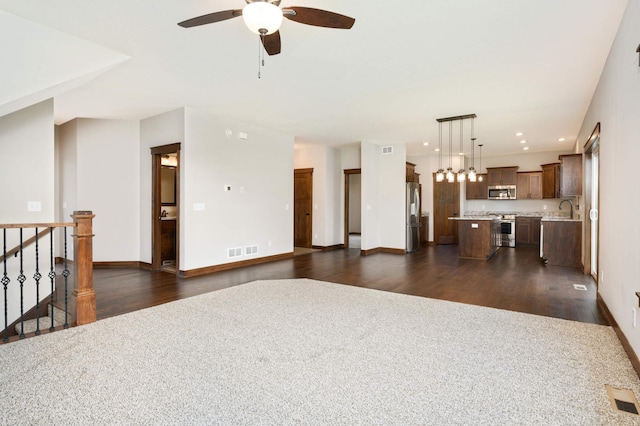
468,137,477,182
457,119,466,182
478,144,484,182
436,121,444,182
446,121,455,182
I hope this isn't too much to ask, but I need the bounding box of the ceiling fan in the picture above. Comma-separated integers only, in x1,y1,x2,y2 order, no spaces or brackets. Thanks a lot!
178,0,355,56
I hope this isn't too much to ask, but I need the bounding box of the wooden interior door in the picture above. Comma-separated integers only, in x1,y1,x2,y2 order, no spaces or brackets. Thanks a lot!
294,169,313,248
433,174,460,244
151,143,181,272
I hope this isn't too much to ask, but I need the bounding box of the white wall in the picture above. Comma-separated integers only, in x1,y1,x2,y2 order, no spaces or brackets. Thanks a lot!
139,108,185,265
576,0,640,357
0,99,54,223
76,119,140,261
294,143,342,247
361,141,405,251
182,108,293,270
0,99,55,324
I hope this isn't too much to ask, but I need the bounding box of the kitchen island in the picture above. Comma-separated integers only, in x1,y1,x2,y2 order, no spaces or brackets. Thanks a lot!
449,216,501,260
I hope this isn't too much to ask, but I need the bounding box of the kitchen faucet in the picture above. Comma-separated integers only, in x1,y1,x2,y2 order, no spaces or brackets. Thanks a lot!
559,199,574,219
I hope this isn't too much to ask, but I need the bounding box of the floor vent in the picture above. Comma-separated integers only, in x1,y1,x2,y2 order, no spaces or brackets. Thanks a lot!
245,245,258,256
381,146,393,155
573,284,588,291
606,385,640,415
227,247,243,258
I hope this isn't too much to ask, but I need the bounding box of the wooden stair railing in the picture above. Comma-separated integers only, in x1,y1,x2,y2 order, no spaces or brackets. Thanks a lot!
0,211,96,341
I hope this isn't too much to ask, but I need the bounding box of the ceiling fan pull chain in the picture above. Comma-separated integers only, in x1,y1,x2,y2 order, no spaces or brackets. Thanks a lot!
257,36,262,79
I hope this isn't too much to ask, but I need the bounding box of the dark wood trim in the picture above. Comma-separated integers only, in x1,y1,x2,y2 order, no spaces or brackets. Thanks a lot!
583,122,601,151
151,143,181,274
1,323,72,345
179,252,294,278
360,247,405,256
344,168,362,249
294,168,314,175
597,294,640,378
311,244,344,251
94,261,149,269
150,143,181,155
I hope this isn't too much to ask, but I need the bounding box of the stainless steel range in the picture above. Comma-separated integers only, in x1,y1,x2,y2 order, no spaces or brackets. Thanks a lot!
499,214,516,247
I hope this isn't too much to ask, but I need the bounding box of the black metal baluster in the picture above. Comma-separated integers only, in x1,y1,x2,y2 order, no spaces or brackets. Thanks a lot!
63,227,70,329
34,228,42,336
17,228,26,339
48,228,56,332
2,229,10,343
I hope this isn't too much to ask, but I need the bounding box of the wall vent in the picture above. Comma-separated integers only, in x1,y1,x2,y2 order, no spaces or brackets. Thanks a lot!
227,247,243,258
245,245,258,256
381,146,393,155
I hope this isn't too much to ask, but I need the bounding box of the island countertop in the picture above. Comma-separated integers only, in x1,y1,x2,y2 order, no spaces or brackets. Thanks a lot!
449,216,500,221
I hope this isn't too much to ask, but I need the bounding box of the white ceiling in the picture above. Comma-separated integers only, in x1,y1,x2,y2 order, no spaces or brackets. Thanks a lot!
0,0,629,156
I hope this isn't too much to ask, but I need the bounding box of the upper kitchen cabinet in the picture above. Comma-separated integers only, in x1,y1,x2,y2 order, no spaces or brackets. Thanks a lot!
559,154,582,196
541,163,561,199
406,162,419,183
486,167,518,186
465,174,487,199
516,172,542,199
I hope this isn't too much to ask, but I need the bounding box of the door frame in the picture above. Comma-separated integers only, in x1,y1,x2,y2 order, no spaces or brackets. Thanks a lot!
583,123,600,282
294,168,313,248
344,169,362,249
151,143,181,272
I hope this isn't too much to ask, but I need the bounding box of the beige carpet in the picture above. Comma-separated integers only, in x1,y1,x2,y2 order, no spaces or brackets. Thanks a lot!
1,279,639,425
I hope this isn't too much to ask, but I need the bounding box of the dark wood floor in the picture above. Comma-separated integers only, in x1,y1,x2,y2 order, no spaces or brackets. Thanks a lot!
94,245,608,326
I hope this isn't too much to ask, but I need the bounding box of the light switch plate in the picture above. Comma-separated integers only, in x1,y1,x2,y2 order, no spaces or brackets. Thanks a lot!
28,201,42,212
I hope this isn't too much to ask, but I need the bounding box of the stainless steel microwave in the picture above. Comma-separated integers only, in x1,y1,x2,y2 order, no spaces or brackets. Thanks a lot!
488,185,516,200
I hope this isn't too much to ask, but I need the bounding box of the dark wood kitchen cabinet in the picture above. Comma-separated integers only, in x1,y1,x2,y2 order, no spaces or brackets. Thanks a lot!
559,154,582,196
542,220,582,267
516,172,542,199
516,216,541,247
465,174,487,199
486,167,519,186
541,162,560,198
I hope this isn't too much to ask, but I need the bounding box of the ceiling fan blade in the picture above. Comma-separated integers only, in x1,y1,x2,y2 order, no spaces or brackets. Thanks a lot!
261,31,282,56
178,10,242,28
284,7,355,29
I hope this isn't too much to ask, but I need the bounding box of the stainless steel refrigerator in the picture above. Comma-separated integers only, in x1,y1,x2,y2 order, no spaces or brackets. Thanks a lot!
406,182,421,252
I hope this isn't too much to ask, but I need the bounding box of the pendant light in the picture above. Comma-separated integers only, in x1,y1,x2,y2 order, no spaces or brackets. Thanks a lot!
478,144,484,182
457,119,466,182
446,121,455,183
436,121,444,182
468,117,476,182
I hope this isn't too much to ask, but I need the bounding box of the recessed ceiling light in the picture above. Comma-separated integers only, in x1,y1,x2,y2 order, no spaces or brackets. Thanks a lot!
423,142,430,146
459,151,464,155
515,132,524,136
557,137,566,142
523,146,529,150
520,140,527,144
434,148,440,152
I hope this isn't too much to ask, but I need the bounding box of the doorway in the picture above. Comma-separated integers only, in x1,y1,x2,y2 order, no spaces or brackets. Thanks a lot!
433,174,460,244
584,123,600,282
294,168,313,248
344,169,362,249
151,143,181,273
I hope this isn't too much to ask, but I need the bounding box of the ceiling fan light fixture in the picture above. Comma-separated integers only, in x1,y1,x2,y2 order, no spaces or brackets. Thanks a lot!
243,2,283,35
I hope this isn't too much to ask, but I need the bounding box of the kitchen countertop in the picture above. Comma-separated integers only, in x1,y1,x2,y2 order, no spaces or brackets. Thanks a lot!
449,216,500,221
541,217,582,222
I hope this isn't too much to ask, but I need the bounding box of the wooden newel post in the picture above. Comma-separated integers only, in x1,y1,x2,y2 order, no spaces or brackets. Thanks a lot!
72,211,96,325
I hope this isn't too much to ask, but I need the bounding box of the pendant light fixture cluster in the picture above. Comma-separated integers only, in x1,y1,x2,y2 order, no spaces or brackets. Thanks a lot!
434,113,480,183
